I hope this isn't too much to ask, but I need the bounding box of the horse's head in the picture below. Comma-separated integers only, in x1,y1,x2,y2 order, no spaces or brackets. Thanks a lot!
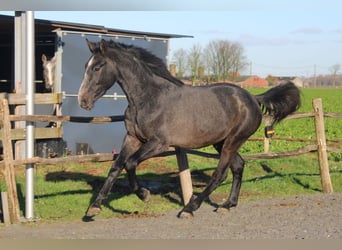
78,39,118,110
42,54,56,90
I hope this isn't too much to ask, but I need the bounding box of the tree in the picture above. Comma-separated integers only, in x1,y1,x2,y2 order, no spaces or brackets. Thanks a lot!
203,39,247,82
202,46,213,84
330,64,341,87
171,39,248,84
205,40,227,81
172,48,188,79
229,42,248,81
187,44,202,85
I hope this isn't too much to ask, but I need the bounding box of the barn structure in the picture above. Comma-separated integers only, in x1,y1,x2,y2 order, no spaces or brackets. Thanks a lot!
0,13,191,158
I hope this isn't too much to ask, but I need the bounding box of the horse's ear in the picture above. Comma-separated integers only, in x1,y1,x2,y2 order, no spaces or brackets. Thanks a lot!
42,54,47,63
86,39,97,53
99,39,108,54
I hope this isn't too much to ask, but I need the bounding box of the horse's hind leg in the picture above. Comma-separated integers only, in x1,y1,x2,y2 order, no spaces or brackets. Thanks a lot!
212,142,245,210
178,147,238,217
216,153,245,210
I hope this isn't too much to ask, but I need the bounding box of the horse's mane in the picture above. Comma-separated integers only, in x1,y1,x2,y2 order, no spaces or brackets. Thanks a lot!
105,40,184,86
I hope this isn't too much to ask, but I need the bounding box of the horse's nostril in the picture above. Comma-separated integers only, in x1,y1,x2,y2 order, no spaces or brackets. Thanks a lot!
79,98,93,110
82,100,88,107
79,98,87,107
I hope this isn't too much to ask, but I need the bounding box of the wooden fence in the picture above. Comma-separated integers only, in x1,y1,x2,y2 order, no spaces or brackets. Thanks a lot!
1,95,341,224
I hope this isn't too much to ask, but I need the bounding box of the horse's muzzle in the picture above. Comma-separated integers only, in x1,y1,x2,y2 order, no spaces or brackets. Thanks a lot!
78,97,93,110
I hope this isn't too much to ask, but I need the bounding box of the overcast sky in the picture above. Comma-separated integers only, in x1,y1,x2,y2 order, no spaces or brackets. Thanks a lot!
1,0,342,77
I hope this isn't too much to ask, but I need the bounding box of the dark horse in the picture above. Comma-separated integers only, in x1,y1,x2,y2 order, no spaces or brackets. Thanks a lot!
78,39,301,218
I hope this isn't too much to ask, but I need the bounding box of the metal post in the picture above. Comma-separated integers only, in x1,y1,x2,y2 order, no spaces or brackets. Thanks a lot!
24,11,35,220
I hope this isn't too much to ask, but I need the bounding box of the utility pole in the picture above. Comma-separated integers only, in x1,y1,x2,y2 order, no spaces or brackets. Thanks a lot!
313,64,317,88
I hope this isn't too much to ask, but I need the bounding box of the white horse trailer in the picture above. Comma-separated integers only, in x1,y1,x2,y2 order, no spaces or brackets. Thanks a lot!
0,14,191,157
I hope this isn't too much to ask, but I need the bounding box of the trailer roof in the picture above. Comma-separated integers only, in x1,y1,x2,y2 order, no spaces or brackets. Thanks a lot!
0,14,193,39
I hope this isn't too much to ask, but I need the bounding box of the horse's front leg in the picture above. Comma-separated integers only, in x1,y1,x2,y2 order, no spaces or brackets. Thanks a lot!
124,138,169,200
85,134,141,218
126,168,151,202
86,160,124,217
86,137,167,218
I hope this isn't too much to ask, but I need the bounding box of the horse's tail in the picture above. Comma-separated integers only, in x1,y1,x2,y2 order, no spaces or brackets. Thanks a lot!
255,80,301,126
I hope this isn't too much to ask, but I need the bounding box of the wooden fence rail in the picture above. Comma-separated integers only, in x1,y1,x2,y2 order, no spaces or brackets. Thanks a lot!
1,97,341,224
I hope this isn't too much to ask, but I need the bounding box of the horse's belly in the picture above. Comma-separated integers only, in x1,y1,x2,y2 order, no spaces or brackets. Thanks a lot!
169,125,228,149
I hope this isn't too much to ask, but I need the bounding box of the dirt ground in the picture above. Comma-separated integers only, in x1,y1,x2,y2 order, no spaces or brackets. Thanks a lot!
0,193,341,239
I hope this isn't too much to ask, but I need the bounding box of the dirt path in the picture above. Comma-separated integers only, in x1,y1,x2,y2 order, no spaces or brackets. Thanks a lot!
1,193,341,239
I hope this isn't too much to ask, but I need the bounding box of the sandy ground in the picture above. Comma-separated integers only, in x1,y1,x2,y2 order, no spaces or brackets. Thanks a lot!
0,193,341,239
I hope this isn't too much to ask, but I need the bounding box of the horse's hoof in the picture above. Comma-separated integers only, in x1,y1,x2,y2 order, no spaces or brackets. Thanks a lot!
214,206,230,214
177,210,194,219
136,187,151,202
86,206,102,217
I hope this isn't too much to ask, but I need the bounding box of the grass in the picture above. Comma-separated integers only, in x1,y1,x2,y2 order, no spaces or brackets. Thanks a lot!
1,87,341,223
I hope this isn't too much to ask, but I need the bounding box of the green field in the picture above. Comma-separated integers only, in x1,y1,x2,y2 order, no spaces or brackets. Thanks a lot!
242,87,342,153
1,88,341,222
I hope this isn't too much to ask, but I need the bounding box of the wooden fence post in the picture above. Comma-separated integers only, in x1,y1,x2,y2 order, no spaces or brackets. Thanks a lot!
1,192,11,225
312,98,333,193
169,64,176,77
263,116,272,153
264,137,270,153
175,147,193,205
0,99,21,223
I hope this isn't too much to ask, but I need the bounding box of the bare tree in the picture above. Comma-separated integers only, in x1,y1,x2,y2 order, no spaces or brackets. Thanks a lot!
172,48,188,79
205,40,224,82
230,42,248,81
204,39,247,82
172,39,248,84
187,44,202,85
202,46,213,84
330,63,341,87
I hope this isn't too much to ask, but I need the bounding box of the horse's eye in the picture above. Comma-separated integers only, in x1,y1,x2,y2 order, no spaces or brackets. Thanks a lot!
94,62,106,72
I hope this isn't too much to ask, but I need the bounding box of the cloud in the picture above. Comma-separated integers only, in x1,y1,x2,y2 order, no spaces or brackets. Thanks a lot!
203,29,231,35
290,27,322,34
238,34,292,46
187,28,231,37
335,39,342,44
333,29,342,34
237,32,325,47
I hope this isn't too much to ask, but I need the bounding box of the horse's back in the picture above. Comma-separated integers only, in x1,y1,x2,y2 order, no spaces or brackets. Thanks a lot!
192,83,261,119
206,83,263,131
156,83,262,148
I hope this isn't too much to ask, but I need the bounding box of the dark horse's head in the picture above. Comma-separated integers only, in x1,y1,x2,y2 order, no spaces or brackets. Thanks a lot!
78,39,118,110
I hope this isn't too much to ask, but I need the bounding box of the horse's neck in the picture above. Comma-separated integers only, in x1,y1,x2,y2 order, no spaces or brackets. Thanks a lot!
118,72,178,103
